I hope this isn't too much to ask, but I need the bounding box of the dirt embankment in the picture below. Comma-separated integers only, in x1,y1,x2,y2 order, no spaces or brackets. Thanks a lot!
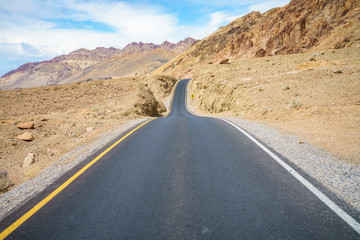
0,75,177,191
189,47,360,164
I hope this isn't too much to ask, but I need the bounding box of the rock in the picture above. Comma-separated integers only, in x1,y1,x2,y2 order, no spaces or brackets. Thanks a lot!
17,122,35,129
334,70,343,74
0,171,12,192
40,118,48,121
288,98,302,110
309,57,315,61
86,127,94,132
18,132,34,141
23,153,35,167
219,59,230,64
255,48,266,58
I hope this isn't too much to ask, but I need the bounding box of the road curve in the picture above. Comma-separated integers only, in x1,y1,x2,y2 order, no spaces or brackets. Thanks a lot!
1,79,359,239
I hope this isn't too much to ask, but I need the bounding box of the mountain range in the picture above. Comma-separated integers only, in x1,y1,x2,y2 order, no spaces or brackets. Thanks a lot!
0,38,197,90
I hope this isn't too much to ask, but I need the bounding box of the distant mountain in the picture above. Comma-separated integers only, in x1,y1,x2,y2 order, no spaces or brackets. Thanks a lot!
122,37,197,54
153,0,360,78
62,48,179,84
0,38,197,90
1,47,122,79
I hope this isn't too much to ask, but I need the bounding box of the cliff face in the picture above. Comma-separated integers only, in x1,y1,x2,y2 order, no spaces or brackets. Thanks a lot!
153,0,360,78
0,38,196,90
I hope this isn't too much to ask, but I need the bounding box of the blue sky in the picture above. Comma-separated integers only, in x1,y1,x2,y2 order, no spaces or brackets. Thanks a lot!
0,0,290,76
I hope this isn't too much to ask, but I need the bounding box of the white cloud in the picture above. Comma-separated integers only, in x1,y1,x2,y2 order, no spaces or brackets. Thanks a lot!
0,0,180,60
248,0,290,13
0,0,242,62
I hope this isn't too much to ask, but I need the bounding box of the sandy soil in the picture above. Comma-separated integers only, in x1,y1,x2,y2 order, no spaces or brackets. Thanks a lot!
0,75,176,190
189,47,360,164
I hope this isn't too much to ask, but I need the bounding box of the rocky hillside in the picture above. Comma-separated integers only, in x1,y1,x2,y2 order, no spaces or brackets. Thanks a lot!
0,38,196,90
153,0,360,78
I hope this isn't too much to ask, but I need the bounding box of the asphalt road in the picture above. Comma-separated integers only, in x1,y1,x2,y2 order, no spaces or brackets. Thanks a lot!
1,79,359,239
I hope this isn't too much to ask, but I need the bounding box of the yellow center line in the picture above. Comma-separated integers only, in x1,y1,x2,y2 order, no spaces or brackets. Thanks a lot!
0,118,156,240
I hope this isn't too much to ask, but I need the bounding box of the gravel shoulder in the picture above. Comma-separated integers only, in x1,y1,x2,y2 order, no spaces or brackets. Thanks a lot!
186,80,360,213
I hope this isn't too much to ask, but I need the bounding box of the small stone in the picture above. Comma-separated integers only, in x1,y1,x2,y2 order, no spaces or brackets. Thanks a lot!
0,171,12,192
86,127,94,132
247,67,251,70
23,153,35,167
309,57,315,61
18,132,34,141
333,70,343,74
298,141,305,144
282,86,290,91
40,118,48,121
17,122,35,129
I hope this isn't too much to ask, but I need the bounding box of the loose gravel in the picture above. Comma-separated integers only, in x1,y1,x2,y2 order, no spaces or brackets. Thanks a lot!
223,117,360,212
0,118,149,221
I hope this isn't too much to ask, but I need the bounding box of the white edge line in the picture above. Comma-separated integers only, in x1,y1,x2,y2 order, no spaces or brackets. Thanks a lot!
185,79,360,233
220,118,360,235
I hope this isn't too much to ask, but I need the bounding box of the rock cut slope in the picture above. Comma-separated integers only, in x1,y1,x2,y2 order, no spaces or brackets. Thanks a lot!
153,0,360,78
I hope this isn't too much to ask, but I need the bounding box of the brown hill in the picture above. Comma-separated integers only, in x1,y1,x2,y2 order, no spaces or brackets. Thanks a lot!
153,0,360,78
63,48,178,83
0,38,196,90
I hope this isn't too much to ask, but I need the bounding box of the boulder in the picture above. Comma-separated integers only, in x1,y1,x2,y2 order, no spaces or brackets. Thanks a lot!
17,122,35,129
23,153,35,167
18,132,34,141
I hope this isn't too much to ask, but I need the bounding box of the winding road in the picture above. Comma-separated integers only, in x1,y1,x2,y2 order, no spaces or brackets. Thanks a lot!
1,79,359,239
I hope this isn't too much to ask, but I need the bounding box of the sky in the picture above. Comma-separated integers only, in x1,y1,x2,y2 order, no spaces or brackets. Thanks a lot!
0,0,290,76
